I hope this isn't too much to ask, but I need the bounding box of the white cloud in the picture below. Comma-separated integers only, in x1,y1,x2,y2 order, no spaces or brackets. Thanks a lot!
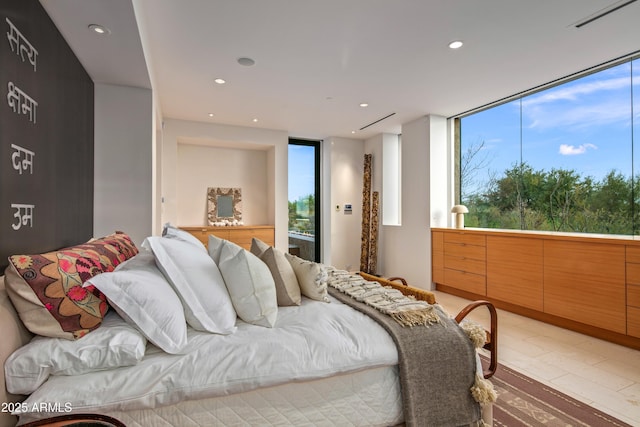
519,71,638,132
525,99,631,131
559,143,597,155
521,77,631,109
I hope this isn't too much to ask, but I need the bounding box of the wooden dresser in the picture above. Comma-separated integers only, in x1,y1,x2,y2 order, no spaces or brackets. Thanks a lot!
441,231,486,295
179,225,275,250
432,227,640,349
626,246,640,338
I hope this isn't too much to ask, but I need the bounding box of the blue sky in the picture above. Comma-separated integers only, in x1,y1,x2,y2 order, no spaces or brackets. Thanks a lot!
461,58,639,194
287,59,640,201
288,144,316,202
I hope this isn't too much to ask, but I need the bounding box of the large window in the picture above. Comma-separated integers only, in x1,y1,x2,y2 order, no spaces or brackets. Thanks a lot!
288,139,320,261
459,56,639,235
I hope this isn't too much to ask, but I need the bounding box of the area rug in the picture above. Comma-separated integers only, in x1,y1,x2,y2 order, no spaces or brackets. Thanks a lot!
481,356,633,426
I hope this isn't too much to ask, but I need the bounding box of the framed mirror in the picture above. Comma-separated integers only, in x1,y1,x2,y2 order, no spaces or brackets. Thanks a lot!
207,187,242,225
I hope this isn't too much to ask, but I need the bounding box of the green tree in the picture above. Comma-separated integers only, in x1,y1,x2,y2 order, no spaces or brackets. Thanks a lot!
288,200,297,230
586,171,632,234
288,194,315,235
465,162,636,235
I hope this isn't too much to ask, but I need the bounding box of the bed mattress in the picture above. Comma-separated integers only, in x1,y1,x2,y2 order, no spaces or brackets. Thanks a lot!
16,296,401,425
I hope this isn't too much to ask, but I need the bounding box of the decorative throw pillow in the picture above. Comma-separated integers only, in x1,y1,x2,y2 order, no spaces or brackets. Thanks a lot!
284,253,330,303
162,223,206,251
217,240,278,327
250,237,270,257
4,311,147,395
85,250,188,354
5,232,139,340
142,237,237,335
259,246,301,306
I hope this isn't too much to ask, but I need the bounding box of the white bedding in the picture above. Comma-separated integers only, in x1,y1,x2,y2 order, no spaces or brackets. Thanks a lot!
16,295,399,423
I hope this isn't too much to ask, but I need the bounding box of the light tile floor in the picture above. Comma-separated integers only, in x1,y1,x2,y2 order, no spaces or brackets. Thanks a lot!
433,290,640,426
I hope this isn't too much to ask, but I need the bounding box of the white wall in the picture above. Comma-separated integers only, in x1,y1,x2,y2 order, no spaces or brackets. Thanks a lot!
92,85,450,280
380,115,449,289
364,133,402,276
430,115,451,228
151,114,450,280
176,144,269,226
322,137,364,271
161,119,289,250
381,134,401,227
94,83,154,246
381,117,429,287
153,125,163,235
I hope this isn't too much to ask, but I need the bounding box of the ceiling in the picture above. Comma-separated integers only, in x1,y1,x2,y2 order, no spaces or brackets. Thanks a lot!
40,0,640,140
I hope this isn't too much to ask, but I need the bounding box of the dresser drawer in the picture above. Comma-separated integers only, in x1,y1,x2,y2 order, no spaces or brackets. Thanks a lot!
180,226,274,250
432,231,444,252
629,284,640,308
228,228,274,249
444,255,486,276
443,268,486,295
628,306,640,338
444,242,486,261
208,229,231,241
627,263,640,286
444,232,486,247
250,228,275,244
627,246,640,264
432,266,445,284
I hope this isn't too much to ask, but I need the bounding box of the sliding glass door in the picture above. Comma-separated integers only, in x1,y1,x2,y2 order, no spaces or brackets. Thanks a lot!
288,139,320,262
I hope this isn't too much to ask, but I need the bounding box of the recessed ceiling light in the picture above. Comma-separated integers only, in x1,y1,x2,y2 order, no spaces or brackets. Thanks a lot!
214,78,226,85
252,118,258,122
237,57,256,67
448,40,463,49
359,103,369,107
208,113,214,117
88,24,110,35
351,130,356,134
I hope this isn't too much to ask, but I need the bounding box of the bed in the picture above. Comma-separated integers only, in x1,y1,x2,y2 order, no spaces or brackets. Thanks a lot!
0,228,496,427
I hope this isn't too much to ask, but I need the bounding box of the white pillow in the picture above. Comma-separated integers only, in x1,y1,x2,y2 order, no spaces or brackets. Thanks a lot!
143,237,237,335
284,253,330,302
162,222,206,251
217,240,278,327
208,233,225,264
85,250,189,354
5,311,147,395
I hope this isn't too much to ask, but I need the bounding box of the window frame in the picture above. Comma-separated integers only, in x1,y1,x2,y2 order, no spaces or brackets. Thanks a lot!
288,138,321,262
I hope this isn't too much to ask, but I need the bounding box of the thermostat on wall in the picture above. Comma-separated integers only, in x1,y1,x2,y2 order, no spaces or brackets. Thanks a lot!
344,204,352,214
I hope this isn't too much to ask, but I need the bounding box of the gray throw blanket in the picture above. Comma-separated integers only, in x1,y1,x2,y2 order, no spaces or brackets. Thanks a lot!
328,287,481,427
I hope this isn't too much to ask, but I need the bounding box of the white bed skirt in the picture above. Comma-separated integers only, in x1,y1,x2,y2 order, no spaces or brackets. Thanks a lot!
21,366,404,427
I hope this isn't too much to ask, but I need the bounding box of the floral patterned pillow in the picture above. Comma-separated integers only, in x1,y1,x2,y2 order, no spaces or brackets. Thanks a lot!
5,232,138,340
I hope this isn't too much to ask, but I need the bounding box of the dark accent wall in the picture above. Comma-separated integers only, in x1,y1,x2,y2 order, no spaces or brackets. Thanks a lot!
1,0,94,271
